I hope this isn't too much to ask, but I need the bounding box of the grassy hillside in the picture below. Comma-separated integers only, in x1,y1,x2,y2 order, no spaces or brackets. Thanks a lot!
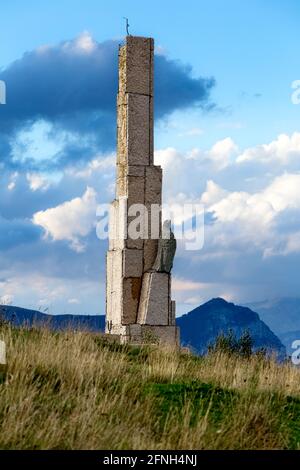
0,324,300,450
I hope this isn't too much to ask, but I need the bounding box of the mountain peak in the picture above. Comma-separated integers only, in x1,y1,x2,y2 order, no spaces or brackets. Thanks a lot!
177,298,285,358
206,297,232,307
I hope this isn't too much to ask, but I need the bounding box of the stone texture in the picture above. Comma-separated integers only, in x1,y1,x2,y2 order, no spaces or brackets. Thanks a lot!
125,36,153,96
118,45,127,95
106,250,123,330
170,300,176,326
127,165,145,177
128,324,143,343
127,205,148,243
108,199,126,250
118,93,151,167
137,272,170,325
117,164,145,179
127,175,145,207
141,325,180,347
126,234,144,250
142,201,161,271
149,96,154,164
149,39,154,97
0,340,6,365
146,203,161,240
152,221,177,274
116,176,127,199
127,93,150,166
106,35,178,348
145,166,162,205
117,99,127,165
123,248,143,278
143,238,158,272
122,277,141,324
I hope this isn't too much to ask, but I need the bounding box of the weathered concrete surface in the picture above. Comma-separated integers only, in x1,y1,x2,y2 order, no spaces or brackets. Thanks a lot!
127,94,150,166
106,250,123,325
152,220,177,273
143,238,158,272
170,300,176,326
137,272,170,325
141,325,180,347
123,36,153,96
123,248,143,278
122,277,141,324
106,36,178,348
0,340,6,366
108,199,126,250
145,166,162,205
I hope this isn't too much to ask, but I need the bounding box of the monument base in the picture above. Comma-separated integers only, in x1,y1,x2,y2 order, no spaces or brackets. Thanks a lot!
106,323,180,347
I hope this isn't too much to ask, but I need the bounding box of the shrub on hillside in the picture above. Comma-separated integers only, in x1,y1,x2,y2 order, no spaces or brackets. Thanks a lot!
208,329,254,358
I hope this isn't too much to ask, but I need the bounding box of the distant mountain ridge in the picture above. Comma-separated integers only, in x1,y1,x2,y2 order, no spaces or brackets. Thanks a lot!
177,298,285,358
245,298,300,336
0,305,105,331
1,299,285,358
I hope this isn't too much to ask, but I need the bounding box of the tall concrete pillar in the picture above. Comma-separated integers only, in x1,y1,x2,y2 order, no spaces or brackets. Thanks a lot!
105,36,179,347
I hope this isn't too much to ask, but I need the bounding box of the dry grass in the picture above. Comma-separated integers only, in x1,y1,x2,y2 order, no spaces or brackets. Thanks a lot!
0,325,300,450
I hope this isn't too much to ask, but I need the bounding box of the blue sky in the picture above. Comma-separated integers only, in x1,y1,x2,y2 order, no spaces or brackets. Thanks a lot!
1,0,300,315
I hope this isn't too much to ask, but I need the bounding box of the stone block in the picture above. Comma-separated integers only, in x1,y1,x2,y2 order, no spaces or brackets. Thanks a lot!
116,175,145,207
143,239,158,272
137,272,170,325
126,176,147,249
127,175,145,207
127,206,148,247
107,324,129,337
170,300,176,326
128,324,142,343
145,166,162,205
117,165,145,181
122,277,142,324
145,202,161,241
127,165,145,177
141,325,180,347
126,236,144,250
118,176,147,201
125,36,153,96
117,101,127,165
127,94,150,166
117,90,127,107
129,324,142,336
116,176,127,198
118,45,126,95
150,40,154,97
108,200,126,250
116,163,126,180
149,96,154,164
106,250,123,327
123,248,143,278
0,340,6,366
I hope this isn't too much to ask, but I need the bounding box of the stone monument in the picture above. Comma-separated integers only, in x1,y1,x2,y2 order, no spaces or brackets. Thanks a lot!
0,340,7,382
105,36,179,347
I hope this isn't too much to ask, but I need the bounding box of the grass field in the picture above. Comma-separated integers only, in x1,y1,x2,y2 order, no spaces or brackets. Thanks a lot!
0,324,300,450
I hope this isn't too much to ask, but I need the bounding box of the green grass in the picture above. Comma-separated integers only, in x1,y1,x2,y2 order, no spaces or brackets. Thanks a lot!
0,325,300,449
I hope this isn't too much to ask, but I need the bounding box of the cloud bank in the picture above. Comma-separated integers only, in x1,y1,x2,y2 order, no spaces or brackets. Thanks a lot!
0,32,215,170
1,32,300,315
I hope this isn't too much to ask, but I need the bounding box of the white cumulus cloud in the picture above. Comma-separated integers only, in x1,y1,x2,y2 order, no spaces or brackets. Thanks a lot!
27,173,50,191
32,186,97,252
237,132,300,165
